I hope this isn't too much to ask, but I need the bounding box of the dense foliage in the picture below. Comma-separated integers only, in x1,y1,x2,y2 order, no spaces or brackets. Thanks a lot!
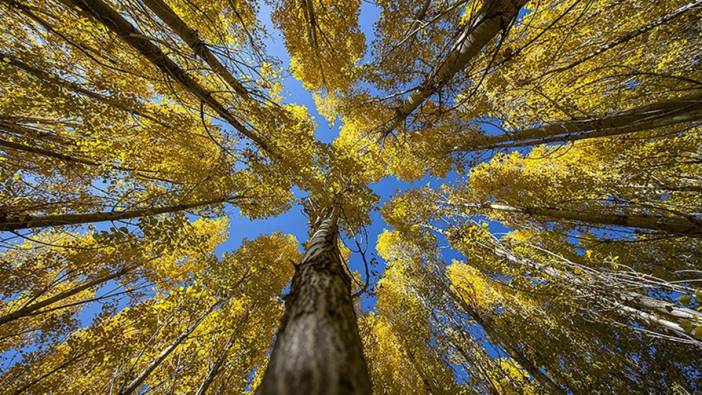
1,0,701,393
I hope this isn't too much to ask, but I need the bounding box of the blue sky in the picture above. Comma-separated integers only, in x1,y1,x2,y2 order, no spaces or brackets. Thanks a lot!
217,1,407,311
0,1,514,371
220,1,511,311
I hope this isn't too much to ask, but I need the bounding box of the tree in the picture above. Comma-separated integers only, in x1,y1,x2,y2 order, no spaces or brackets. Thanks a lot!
2,0,702,393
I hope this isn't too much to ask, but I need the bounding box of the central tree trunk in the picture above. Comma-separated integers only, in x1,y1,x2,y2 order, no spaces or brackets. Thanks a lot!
257,204,371,395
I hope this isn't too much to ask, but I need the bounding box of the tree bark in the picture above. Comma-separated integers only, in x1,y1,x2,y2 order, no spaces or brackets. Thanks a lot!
257,204,371,395
0,262,139,326
480,202,702,235
141,0,250,98
454,92,702,152
380,0,526,138
62,0,274,156
0,197,230,231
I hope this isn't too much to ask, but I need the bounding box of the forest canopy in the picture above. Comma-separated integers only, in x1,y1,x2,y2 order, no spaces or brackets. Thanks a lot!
1,0,701,393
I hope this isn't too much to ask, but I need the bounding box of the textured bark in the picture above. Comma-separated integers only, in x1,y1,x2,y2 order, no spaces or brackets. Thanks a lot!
62,0,273,156
381,0,526,138
257,205,371,395
0,197,229,231
455,92,702,151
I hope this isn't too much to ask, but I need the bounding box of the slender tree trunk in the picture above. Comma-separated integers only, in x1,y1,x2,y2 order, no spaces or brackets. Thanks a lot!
62,0,273,156
454,92,702,152
12,351,87,395
194,333,237,395
540,0,702,78
119,300,222,395
0,262,139,326
0,197,231,231
469,307,564,393
257,204,371,395
141,0,250,98
380,0,526,138
485,241,702,345
0,117,69,144
440,282,564,393
0,135,177,184
480,202,702,235
195,310,250,395
449,327,504,395
404,347,434,395
0,51,164,126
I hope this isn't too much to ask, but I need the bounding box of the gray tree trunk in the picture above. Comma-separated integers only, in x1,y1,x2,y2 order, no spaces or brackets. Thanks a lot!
257,204,371,395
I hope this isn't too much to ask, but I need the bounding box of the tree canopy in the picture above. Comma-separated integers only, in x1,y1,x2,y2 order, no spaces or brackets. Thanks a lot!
1,0,701,393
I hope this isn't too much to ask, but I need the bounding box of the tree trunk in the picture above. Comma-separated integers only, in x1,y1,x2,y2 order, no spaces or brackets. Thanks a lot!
0,262,139,326
0,197,230,231
11,351,87,395
141,0,250,98
257,204,371,395
468,306,564,394
62,0,273,156
120,300,222,395
480,202,702,235
0,50,164,126
380,0,526,138
439,281,564,393
0,134,177,184
195,331,237,395
485,241,702,345
454,92,702,152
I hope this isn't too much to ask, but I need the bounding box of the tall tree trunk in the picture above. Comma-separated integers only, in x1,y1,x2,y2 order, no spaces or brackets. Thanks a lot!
0,50,164,126
11,351,88,395
194,330,238,395
454,92,702,152
0,262,140,326
403,347,435,395
119,299,222,395
62,0,274,156
257,204,371,395
0,197,231,231
484,240,702,345
0,134,178,184
141,0,250,98
478,202,702,235
539,0,702,78
380,0,526,138
438,281,564,393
